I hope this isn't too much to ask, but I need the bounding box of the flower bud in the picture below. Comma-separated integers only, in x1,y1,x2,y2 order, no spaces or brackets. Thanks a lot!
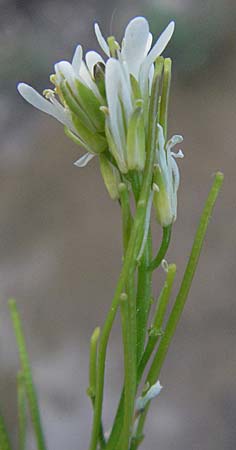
153,164,173,227
99,154,120,200
127,106,146,171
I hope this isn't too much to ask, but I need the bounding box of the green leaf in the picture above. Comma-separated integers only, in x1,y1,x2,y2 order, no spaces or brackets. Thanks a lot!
9,299,47,450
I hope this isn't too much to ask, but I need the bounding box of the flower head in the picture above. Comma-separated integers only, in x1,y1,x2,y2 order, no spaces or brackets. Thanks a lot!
17,16,175,172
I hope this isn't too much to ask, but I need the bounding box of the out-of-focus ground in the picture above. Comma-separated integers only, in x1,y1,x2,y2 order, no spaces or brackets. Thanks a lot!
0,0,236,449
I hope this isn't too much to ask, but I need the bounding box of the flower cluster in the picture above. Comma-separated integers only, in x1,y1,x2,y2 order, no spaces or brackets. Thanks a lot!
18,16,184,226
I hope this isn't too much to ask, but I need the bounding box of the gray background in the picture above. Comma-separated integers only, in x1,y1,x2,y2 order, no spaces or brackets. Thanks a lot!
0,0,235,449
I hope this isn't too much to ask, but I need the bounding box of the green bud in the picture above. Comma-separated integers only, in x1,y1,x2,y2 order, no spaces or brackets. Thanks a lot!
153,165,173,227
127,107,146,171
99,154,120,200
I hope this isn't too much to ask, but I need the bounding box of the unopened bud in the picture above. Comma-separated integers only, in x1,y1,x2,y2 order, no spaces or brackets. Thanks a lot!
99,154,120,200
127,107,145,171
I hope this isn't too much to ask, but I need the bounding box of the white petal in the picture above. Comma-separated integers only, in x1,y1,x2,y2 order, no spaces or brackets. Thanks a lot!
139,21,175,96
17,83,74,129
72,45,83,76
94,23,110,56
121,16,150,79
85,51,105,77
55,61,77,93
74,152,95,167
170,155,181,192
146,32,153,53
146,21,175,66
105,59,126,155
167,134,183,150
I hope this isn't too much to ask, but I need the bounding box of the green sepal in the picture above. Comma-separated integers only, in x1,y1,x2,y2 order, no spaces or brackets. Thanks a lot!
99,154,120,200
60,81,96,132
64,127,95,154
153,165,172,227
127,107,146,171
72,113,107,154
75,80,105,131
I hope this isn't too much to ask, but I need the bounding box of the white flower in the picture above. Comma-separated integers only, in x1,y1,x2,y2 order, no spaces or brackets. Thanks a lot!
136,380,163,412
95,17,175,172
95,17,174,98
153,124,184,226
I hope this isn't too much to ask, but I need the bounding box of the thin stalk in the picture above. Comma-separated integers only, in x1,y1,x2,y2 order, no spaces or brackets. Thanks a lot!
138,263,176,377
87,328,106,449
148,225,172,272
9,300,47,450
17,372,27,450
0,412,12,450
136,233,152,363
88,58,164,450
132,172,224,448
119,183,133,254
119,287,136,450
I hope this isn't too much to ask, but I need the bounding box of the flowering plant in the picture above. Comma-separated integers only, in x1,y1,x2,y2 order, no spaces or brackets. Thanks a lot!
1,16,223,450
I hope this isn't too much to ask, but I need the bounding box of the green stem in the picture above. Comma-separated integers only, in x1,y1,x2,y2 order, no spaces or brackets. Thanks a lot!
133,172,224,447
88,58,163,450
138,263,176,377
17,372,27,450
0,412,11,450
120,289,136,450
87,328,106,449
136,233,152,363
119,186,137,450
9,300,47,450
148,225,172,272
119,183,133,254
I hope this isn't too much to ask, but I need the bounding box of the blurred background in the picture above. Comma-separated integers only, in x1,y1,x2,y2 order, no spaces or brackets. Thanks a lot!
0,0,235,449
